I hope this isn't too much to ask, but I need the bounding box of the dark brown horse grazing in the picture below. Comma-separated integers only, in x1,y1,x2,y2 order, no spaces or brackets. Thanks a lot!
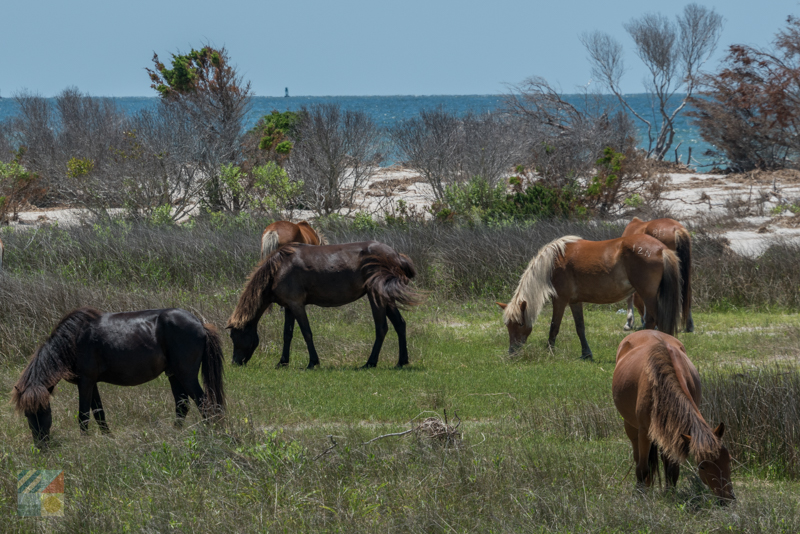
261,220,327,261
622,217,693,332
12,308,225,448
497,235,682,359
228,241,421,368
613,330,734,502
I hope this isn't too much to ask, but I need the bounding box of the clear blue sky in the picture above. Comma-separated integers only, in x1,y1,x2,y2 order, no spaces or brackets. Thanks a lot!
2,0,796,97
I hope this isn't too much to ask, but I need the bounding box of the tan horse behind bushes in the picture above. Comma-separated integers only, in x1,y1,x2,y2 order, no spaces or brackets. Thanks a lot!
622,217,693,332
261,220,327,261
612,330,734,502
497,235,682,359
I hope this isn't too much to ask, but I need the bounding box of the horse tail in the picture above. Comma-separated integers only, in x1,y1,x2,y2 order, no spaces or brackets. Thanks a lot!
201,324,226,415
674,227,692,330
261,230,280,261
648,442,661,488
656,249,682,336
315,228,329,245
364,253,423,309
11,307,101,414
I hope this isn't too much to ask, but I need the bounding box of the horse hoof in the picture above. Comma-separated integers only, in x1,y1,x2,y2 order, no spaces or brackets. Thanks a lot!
275,362,289,369
623,324,632,331
361,363,377,369
580,354,593,361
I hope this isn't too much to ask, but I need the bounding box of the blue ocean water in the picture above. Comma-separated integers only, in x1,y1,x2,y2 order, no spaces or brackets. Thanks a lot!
0,94,713,167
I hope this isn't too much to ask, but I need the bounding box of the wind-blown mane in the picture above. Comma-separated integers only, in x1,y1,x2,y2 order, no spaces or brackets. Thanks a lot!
12,307,102,413
646,341,720,463
229,246,295,329
503,236,581,327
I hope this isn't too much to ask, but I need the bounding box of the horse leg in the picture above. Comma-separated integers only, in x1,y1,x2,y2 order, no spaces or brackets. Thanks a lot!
77,378,96,433
547,298,568,351
634,293,646,329
387,306,409,367
569,302,593,360
635,430,656,489
168,376,191,427
686,305,695,333
624,294,636,331
364,294,389,369
661,451,680,491
291,306,320,369
179,375,208,419
90,384,110,434
641,295,658,330
278,307,296,367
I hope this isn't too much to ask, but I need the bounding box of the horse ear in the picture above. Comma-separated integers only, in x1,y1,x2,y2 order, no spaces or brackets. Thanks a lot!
681,433,692,445
496,302,507,310
519,300,528,314
713,423,725,439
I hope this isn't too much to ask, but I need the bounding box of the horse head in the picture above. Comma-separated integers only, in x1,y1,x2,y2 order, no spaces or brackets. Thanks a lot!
25,405,52,449
227,322,259,366
682,423,736,503
497,301,532,354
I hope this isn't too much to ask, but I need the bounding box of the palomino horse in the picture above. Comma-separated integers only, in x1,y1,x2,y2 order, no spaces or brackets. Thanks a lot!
12,308,225,448
228,241,421,368
261,220,327,261
622,217,693,332
497,235,682,359
613,330,734,502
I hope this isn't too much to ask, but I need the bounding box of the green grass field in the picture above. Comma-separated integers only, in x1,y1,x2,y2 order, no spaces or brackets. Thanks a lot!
3,296,800,532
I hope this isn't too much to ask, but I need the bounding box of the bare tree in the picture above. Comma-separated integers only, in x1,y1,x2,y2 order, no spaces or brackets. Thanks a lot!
504,77,638,187
460,111,528,188
390,107,462,201
581,3,723,160
287,103,384,216
147,46,252,211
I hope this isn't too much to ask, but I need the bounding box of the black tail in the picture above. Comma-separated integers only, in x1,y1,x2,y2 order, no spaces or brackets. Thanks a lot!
675,228,692,330
656,250,682,336
201,324,226,415
364,253,422,309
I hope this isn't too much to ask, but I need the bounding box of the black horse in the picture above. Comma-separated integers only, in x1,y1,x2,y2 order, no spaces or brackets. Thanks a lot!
227,241,421,368
12,307,225,447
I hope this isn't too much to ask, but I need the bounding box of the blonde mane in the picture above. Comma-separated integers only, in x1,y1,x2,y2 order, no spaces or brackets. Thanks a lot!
646,342,720,463
503,235,581,327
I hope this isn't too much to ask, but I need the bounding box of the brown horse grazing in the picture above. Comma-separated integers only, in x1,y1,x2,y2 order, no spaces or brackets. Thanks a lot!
497,235,682,359
613,330,734,502
261,220,327,261
622,217,693,332
12,308,225,448
228,241,421,369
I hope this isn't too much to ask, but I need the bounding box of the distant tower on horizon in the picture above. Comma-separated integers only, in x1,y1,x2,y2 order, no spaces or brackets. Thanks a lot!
284,87,289,98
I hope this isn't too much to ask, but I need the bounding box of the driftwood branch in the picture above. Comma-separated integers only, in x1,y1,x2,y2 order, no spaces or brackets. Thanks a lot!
362,429,414,445
313,435,338,460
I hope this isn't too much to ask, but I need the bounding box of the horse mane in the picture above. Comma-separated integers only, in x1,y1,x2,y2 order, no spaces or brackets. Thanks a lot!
646,341,720,463
11,307,102,414
228,245,295,329
503,235,581,327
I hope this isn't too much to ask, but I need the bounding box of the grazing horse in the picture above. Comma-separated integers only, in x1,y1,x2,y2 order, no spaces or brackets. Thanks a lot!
12,307,225,447
261,220,327,261
497,235,682,359
228,241,421,368
622,217,693,332
613,330,734,502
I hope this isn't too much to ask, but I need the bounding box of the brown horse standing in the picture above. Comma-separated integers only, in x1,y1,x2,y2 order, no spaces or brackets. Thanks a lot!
261,220,327,261
497,235,682,359
229,241,421,368
612,330,734,502
622,217,693,332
